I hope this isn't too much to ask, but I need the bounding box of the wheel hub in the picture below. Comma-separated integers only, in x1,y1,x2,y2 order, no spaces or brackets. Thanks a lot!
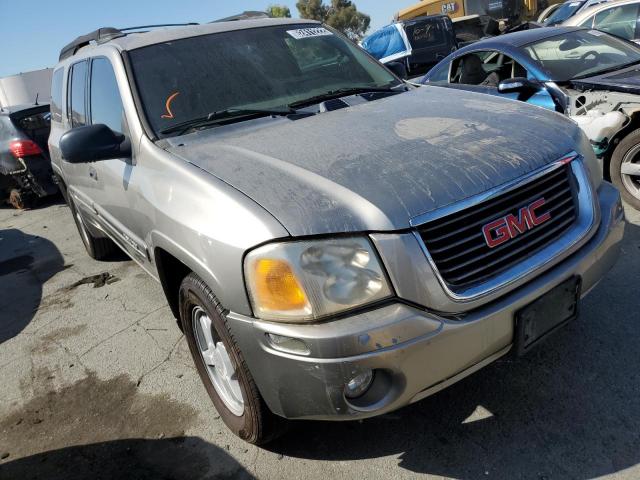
621,144,640,201
192,306,244,416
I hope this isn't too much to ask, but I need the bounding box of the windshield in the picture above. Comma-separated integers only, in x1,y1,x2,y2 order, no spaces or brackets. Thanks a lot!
128,24,399,137
544,1,585,25
523,29,640,81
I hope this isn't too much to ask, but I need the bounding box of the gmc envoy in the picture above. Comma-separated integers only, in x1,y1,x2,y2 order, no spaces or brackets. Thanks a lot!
49,19,624,443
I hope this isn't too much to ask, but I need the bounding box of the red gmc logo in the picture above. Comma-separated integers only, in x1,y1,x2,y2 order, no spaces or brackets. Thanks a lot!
482,198,551,248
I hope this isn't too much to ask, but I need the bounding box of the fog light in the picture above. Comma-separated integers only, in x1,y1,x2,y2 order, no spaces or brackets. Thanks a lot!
344,370,374,399
266,333,310,355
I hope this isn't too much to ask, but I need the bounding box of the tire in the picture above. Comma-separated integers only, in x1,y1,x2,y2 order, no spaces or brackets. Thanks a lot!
610,128,640,210
179,272,285,444
67,195,118,260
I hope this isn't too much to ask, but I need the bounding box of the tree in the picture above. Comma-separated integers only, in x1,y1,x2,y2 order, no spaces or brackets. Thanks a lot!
266,4,292,17
296,0,370,40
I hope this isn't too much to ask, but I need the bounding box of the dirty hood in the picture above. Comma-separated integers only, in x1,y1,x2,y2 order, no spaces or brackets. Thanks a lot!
166,87,583,236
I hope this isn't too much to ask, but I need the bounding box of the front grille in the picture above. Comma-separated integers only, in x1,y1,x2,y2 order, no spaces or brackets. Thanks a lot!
417,165,577,288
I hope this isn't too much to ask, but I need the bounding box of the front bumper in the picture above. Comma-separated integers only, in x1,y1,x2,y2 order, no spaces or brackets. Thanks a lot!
228,182,624,420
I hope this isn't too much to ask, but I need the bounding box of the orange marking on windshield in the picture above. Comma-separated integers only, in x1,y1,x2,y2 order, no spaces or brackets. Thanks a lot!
161,91,180,119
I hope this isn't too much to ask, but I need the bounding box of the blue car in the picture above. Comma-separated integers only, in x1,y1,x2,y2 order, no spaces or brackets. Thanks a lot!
421,26,640,210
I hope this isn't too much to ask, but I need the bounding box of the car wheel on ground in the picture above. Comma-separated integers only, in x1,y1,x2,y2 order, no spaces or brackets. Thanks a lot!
67,195,118,260
179,272,285,445
610,128,640,210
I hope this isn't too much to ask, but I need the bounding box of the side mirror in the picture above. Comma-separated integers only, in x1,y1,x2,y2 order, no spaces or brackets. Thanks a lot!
498,77,541,94
386,61,408,80
60,124,131,163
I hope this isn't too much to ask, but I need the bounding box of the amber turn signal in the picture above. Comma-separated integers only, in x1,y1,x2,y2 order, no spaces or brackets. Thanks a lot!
252,259,310,313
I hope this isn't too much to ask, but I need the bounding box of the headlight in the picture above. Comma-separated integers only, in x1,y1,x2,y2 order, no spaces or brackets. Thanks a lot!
244,237,392,322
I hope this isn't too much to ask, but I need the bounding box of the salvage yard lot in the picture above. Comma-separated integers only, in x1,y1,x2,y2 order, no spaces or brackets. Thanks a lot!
1,198,639,480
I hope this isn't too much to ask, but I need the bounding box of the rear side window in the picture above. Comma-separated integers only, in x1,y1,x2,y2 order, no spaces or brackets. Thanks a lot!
90,58,125,134
405,21,447,49
69,61,88,127
50,68,64,123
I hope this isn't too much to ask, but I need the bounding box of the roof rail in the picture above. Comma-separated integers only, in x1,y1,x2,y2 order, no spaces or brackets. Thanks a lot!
118,23,199,32
59,28,122,61
212,11,271,23
58,23,200,61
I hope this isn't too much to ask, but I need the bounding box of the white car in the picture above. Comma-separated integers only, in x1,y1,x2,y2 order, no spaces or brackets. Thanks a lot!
543,0,612,25
562,0,640,42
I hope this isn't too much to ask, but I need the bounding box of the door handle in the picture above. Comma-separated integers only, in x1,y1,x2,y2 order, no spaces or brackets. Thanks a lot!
89,166,98,181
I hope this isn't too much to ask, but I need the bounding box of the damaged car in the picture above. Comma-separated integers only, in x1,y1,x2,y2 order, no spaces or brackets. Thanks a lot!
422,27,640,209
360,15,458,78
50,19,623,444
0,103,57,208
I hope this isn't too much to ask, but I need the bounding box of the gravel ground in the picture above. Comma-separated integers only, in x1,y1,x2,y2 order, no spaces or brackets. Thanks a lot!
0,196,639,480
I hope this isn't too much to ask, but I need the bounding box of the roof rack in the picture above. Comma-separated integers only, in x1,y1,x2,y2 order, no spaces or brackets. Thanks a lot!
58,23,200,61
118,23,199,32
212,11,271,23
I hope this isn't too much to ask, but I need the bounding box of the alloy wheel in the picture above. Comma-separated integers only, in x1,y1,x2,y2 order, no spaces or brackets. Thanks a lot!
192,306,244,416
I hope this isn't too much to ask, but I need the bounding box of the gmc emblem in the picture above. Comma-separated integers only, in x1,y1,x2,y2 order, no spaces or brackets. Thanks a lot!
482,198,551,248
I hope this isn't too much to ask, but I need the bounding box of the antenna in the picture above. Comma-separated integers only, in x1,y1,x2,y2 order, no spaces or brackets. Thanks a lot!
34,92,39,106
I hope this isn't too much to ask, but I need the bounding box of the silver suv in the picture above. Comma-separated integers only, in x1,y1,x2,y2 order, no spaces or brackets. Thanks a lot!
49,18,624,444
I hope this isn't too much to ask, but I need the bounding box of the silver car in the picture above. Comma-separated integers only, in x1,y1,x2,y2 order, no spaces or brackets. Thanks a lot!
48,18,624,444
562,0,640,42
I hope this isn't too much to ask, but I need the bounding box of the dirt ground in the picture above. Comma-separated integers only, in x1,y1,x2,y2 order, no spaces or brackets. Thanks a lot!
1,196,639,480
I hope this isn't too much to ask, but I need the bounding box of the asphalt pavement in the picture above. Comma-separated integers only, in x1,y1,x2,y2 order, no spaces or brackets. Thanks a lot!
1,196,639,480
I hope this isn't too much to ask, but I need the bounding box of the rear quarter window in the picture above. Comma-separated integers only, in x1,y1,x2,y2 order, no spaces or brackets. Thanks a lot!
426,61,451,83
50,68,64,123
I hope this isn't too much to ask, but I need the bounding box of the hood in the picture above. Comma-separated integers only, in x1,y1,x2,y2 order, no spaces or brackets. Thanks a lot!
571,64,640,94
166,87,582,236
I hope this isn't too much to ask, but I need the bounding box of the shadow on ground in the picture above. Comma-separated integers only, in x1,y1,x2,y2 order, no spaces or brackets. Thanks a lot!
270,220,640,479
0,228,65,343
0,437,253,480
0,371,253,480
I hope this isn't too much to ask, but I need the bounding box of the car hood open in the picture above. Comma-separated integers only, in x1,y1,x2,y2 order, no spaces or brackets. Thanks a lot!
166,86,583,236
571,64,640,95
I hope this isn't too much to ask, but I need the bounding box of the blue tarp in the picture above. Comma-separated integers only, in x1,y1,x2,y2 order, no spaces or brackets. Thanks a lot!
361,24,410,63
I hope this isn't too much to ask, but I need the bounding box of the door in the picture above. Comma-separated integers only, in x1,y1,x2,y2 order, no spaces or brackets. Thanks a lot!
403,18,455,75
87,57,149,265
62,60,99,221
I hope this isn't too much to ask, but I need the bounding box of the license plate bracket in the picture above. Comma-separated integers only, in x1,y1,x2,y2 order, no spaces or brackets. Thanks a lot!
514,276,581,356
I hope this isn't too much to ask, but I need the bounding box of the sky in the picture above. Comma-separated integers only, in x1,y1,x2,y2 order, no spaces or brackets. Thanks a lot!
0,0,403,77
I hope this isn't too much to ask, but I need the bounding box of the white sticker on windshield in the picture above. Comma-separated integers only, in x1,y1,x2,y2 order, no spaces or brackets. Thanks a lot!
287,27,333,39
569,2,581,6
589,29,604,36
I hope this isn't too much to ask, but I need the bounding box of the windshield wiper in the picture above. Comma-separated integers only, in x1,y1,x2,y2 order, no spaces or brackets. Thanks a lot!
160,107,296,135
288,85,403,109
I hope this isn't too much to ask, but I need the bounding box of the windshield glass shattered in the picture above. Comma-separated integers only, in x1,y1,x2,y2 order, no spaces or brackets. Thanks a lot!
524,29,640,81
129,24,399,137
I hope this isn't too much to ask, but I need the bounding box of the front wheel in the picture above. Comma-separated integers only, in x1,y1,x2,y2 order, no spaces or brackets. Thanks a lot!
610,128,640,210
179,273,286,444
